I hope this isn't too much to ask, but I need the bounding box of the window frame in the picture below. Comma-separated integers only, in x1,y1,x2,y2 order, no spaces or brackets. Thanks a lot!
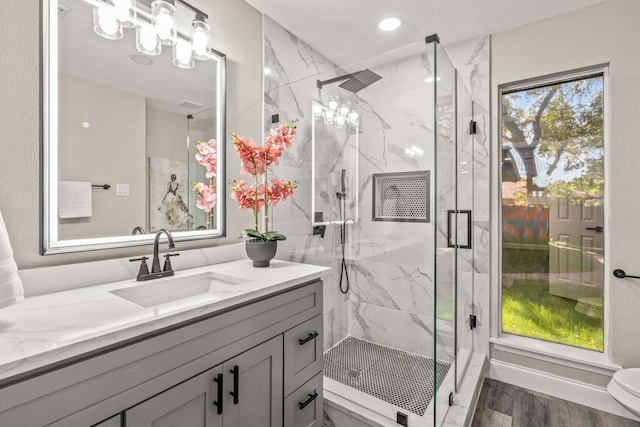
496,64,611,356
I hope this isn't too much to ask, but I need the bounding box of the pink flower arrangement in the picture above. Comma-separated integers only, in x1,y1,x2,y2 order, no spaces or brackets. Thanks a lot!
230,123,298,241
192,139,218,226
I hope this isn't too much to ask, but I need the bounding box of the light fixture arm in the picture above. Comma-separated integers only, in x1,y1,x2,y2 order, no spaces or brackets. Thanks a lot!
174,0,208,19
317,74,354,90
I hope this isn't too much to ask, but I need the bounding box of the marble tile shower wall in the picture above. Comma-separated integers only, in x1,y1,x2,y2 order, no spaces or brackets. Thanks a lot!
263,15,490,358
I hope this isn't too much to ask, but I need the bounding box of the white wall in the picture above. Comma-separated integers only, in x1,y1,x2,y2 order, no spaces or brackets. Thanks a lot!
491,0,640,367
0,0,262,268
58,74,146,239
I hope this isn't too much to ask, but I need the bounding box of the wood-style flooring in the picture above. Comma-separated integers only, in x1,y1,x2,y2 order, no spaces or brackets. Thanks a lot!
471,378,640,427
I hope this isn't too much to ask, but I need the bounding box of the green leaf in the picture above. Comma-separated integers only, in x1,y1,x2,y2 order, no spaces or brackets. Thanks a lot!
263,231,287,241
244,229,265,240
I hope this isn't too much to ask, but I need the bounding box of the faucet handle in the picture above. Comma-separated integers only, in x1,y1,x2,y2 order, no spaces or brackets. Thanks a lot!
163,253,180,272
129,257,150,279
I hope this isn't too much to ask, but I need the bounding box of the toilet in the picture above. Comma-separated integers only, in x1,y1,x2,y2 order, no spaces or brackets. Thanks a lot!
608,368,640,417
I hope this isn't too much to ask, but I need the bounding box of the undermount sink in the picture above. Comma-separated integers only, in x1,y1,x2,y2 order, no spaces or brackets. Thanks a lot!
110,272,248,308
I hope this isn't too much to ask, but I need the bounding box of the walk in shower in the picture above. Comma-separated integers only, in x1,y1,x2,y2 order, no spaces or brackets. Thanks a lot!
264,18,478,426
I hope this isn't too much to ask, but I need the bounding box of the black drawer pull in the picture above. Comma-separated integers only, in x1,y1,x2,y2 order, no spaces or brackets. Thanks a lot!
298,392,319,410
298,331,318,345
229,365,239,404
212,373,223,415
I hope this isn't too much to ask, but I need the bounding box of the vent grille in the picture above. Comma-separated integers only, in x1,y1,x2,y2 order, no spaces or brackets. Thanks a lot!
178,100,204,109
324,336,450,416
372,171,430,222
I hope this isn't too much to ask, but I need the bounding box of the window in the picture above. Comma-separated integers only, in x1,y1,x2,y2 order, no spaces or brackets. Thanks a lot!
500,71,605,351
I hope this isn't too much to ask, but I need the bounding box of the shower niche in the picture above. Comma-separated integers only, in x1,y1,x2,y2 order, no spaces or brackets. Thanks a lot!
372,170,430,223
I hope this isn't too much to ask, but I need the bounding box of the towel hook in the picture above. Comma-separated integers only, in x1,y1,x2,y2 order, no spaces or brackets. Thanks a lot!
613,269,640,279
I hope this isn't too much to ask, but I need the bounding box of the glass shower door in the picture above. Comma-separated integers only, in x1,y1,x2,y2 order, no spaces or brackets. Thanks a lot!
433,41,457,427
455,72,475,389
433,42,475,426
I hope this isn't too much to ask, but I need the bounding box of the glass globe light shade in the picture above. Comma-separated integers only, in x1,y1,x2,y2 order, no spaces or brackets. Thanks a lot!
173,40,195,69
136,23,161,55
151,0,177,46
192,17,211,61
93,5,123,40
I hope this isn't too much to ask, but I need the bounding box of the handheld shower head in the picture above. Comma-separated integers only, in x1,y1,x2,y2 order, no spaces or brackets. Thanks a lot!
337,169,347,199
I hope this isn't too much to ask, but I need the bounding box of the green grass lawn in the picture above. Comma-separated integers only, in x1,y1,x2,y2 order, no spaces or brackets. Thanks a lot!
502,279,603,352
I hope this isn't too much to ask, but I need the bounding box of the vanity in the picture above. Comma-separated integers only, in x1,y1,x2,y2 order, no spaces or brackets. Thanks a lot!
0,260,327,427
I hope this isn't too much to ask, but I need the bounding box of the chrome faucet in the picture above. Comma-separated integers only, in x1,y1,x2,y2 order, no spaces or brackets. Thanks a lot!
129,229,179,281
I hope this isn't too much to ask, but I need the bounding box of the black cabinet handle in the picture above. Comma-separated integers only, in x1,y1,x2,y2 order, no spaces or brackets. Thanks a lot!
586,226,604,232
212,373,223,415
298,392,319,410
298,331,319,345
229,365,239,405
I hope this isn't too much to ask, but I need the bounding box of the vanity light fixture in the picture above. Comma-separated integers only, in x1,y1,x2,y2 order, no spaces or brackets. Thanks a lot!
191,13,211,61
152,0,177,46
113,0,136,28
93,2,123,40
89,0,212,69
313,98,359,128
136,22,161,55
378,17,403,32
173,39,195,69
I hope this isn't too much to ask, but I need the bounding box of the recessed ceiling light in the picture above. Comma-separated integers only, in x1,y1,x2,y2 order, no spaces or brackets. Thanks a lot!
378,17,403,32
264,67,272,76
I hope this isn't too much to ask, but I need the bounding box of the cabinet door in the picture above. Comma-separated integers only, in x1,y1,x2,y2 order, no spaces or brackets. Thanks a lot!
125,365,223,427
223,336,284,427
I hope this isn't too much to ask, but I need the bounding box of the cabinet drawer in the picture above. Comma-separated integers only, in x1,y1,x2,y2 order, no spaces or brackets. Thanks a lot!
284,372,323,427
284,314,323,395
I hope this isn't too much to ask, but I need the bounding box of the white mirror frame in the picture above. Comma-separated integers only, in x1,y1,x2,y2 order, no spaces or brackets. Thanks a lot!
41,0,226,254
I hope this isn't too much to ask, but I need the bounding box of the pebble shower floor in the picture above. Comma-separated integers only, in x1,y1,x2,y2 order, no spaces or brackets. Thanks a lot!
323,336,451,415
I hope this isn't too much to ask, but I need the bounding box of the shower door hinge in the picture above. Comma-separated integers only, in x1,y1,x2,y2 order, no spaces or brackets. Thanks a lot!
470,120,477,135
469,314,477,330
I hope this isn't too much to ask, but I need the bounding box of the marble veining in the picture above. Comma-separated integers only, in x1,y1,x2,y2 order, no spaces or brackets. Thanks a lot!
263,15,490,425
0,259,328,385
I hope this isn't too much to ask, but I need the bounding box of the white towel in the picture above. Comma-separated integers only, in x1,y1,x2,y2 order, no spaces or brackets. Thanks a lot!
59,181,92,218
0,209,24,309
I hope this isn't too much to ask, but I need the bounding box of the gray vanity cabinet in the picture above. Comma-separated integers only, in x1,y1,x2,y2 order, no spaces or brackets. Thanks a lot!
0,280,322,427
125,336,283,427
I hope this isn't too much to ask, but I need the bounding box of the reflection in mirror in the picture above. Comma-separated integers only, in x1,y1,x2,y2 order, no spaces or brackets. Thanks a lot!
43,0,225,254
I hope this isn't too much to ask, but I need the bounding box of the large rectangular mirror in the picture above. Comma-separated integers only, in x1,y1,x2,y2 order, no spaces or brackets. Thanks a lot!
42,0,225,254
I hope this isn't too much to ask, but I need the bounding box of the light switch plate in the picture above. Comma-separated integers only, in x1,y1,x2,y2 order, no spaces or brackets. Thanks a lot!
116,184,130,197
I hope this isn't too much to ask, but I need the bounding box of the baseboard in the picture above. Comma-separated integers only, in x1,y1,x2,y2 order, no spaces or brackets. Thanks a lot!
489,359,640,421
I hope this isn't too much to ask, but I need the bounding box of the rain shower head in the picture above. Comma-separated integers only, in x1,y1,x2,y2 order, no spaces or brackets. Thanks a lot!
317,69,383,93
339,69,382,93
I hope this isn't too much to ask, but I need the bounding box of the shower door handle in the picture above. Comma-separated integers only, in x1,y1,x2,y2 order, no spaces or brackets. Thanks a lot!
447,210,472,249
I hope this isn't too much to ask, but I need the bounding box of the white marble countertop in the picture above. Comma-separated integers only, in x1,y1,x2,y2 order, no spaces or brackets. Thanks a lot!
0,259,328,386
